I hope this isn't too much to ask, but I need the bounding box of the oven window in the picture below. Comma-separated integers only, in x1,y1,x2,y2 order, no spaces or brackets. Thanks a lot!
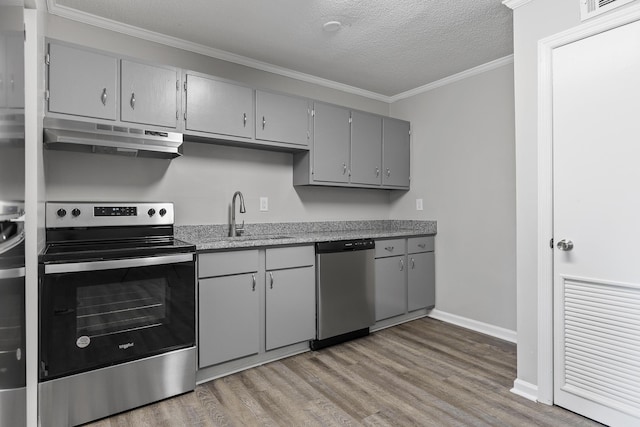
77,279,168,338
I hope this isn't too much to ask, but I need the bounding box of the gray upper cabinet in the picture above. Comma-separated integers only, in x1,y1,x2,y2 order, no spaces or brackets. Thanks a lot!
255,90,309,147
47,42,118,121
120,60,178,128
312,102,351,183
350,111,382,186
382,117,410,188
184,73,254,139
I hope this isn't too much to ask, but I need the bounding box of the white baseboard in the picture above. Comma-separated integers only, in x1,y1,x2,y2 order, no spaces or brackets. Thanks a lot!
510,378,539,402
428,309,517,343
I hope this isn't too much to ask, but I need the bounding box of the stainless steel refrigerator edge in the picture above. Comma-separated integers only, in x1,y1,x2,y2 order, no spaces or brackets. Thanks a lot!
0,1,26,426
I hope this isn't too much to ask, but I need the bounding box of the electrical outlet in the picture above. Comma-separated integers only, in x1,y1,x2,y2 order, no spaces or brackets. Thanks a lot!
259,197,268,212
416,198,423,211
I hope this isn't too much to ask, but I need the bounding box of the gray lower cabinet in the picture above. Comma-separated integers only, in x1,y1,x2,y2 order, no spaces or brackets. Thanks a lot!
375,236,435,321
184,73,254,139
265,246,315,350
198,246,315,368
407,236,436,311
374,238,407,321
120,60,179,128
198,250,260,368
47,42,118,121
256,90,310,147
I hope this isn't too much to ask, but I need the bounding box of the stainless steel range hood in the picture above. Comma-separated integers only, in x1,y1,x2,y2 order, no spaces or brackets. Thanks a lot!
43,118,183,159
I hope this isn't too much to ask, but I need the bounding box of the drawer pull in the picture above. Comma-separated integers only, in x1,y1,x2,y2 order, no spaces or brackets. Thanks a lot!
251,274,256,291
418,243,426,249
385,246,394,252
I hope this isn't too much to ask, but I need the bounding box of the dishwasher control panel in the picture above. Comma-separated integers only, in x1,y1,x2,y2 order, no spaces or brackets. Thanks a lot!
316,239,375,253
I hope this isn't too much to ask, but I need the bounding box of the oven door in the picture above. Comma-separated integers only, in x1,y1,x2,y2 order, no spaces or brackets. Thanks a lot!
39,253,195,381
0,267,25,390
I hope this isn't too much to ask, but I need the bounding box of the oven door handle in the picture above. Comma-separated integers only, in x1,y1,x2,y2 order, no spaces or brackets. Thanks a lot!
44,253,194,274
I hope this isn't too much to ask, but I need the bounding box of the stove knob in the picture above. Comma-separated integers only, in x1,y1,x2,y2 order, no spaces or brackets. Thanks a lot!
57,208,67,217
148,208,156,217
71,208,81,217
159,208,167,217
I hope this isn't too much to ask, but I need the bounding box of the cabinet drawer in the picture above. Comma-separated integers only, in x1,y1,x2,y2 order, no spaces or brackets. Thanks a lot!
266,245,314,270
375,238,406,258
408,236,434,254
198,250,259,278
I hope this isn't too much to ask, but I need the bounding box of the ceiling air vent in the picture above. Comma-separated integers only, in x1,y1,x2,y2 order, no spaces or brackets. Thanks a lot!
581,0,636,20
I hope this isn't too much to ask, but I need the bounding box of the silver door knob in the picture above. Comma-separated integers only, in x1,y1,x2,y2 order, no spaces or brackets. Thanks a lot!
557,239,574,251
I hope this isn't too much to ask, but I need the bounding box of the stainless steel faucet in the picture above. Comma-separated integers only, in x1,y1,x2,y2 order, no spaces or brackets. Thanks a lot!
230,191,246,237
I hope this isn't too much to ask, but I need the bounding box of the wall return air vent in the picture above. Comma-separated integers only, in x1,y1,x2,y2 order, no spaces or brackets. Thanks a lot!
581,0,636,20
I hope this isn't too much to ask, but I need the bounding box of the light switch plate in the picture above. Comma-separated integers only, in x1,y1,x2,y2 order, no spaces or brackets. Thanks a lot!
260,197,268,211
416,198,423,211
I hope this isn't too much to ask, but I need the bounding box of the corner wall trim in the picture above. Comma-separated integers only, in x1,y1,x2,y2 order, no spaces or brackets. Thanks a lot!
428,309,517,343
511,378,539,402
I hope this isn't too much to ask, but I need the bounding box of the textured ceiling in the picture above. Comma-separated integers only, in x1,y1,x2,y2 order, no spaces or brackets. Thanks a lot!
51,0,513,99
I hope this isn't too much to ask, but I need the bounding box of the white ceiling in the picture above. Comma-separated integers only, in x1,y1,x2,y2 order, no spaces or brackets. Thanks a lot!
49,0,513,100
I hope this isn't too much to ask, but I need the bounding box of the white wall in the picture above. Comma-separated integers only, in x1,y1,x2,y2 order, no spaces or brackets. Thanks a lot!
389,64,516,332
43,14,394,225
509,0,640,393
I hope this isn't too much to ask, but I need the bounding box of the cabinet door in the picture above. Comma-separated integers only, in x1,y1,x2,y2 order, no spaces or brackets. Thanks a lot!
5,33,24,108
374,255,407,321
185,74,253,138
120,60,178,128
265,266,315,351
408,252,435,311
351,111,382,186
48,43,117,121
256,90,309,146
198,273,259,367
312,102,350,183
382,117,410,188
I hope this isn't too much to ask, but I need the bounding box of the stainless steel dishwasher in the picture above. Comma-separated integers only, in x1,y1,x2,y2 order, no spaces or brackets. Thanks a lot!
311,239,375,350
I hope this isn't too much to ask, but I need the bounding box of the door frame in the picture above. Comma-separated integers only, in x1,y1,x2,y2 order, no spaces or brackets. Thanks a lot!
536,4,640,405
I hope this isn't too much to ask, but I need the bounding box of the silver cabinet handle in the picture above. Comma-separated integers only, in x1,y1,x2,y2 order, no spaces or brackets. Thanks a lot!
262,116,266,130
243,113,247,127
557,239,574,251
130,92,136,110
399,258,404,271
343,163,347,175
101,88,107,106
386,168,391,177
410,258,415,269
385,246,394,252
251,274,256,291
375,167,380,177
269,271,274,289
418,243,426,249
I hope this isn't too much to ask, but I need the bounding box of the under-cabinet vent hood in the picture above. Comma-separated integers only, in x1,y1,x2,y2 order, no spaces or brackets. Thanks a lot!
43,118,183,159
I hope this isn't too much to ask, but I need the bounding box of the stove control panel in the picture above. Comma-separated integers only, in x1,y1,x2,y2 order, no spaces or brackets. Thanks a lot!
46,202,175,228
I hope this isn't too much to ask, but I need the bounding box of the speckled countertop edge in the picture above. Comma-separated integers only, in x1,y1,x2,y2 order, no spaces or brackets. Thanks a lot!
176,220,436,251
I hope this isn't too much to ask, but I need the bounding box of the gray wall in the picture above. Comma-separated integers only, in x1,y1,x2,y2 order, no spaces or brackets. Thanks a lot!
389,64,516,332
43,14,393,225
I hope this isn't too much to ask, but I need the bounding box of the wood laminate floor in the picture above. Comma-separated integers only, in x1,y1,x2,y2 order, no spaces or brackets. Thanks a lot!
87,318,601,426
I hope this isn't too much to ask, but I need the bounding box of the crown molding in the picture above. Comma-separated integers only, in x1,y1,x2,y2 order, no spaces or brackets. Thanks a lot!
46,0,391,102
389,54,514,103
502,0,533,10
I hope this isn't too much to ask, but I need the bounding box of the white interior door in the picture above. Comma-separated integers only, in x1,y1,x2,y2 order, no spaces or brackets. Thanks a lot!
553,19,640,426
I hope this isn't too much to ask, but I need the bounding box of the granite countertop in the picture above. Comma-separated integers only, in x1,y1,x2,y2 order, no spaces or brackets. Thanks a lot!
176,220,437,251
